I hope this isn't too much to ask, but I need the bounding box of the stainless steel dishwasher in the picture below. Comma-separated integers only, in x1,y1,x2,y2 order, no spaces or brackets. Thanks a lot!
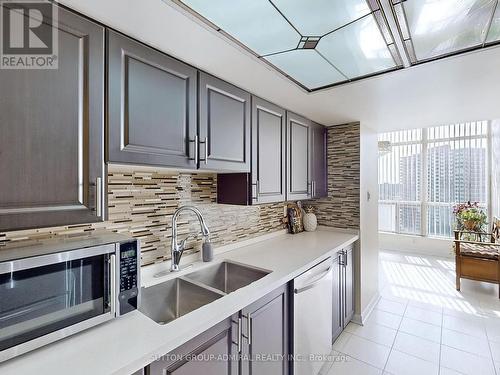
293,257,333,375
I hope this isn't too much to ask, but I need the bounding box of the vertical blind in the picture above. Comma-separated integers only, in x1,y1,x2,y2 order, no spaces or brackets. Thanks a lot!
378,122,489,238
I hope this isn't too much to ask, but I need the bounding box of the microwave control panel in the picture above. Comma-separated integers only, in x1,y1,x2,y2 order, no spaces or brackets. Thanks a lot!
117,240,139,315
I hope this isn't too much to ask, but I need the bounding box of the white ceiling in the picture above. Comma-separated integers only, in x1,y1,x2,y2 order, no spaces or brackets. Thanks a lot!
60,0,500,132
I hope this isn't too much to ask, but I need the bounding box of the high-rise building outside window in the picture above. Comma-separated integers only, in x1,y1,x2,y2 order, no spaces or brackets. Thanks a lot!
378,122,489,238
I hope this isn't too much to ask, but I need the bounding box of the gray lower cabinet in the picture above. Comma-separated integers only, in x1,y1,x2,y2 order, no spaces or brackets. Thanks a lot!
332,253,343,342
146,285,289,375
332,244,355,341
148,314,239,375
286,112,312,201
0,5,105,231
107,30,197,169
198,73,251,172
311,123,328,198
241,284,289,375
343,246,355,325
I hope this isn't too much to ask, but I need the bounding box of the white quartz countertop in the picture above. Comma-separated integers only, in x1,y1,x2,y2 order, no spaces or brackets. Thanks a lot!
0,228,358,375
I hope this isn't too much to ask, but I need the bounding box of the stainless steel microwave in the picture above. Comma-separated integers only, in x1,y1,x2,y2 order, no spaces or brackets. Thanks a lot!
0,231,140,363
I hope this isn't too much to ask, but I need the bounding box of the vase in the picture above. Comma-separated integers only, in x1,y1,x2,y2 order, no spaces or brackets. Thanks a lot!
303,206,317,232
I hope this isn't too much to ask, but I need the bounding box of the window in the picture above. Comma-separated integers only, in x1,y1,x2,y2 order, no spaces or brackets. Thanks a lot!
378,122,490,238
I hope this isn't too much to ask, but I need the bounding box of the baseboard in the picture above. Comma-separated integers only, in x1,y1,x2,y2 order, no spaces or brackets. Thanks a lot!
352,292,380,325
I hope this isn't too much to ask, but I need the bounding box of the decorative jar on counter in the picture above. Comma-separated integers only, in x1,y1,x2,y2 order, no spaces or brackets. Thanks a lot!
303,206,317,232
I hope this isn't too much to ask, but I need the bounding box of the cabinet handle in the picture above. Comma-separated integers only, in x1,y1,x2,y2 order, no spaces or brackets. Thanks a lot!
344,251,348,267
312,180,316,197
95,177,103,217
204,137,208,165
110,254,116,317
246,315,252,345
199,137,208,165
189,135,199,164
338,252,344,266
237,317,242,352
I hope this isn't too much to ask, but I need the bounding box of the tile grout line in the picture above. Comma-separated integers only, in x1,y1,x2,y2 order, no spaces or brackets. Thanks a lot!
363,301,496,371
382,298,409,372
379,252,500,375
334,347,389,373
485,316,498,375
481,300,499,375
438,303,444,375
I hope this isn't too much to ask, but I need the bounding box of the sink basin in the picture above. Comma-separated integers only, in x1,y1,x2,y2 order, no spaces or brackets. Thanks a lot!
184,261,270,294
139,278,223,325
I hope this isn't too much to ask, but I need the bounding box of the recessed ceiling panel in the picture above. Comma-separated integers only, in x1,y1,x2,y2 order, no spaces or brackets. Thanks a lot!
181,0,300,55
271,0,371,36
176,0,500,90
403,0,496,60
265,50,346,89
317,15,396,79
486,3,500,43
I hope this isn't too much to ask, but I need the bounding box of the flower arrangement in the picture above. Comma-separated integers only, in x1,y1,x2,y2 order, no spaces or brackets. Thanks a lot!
453,201,488,232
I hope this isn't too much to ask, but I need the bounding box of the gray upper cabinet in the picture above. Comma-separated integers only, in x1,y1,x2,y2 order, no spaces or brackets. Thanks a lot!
198,73,251,172
0,6,105,231
311,123,328,198
241,285,289,375
286,112,312,200
251,97,286,204
107,30,197,169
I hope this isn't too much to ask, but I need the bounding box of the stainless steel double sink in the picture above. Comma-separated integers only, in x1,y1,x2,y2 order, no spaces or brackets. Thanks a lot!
139,261,270,325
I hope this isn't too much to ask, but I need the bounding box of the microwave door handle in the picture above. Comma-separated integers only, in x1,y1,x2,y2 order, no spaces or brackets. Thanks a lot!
110,254,116,317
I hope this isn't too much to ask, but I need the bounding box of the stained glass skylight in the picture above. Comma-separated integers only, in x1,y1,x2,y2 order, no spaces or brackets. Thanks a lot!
176,0,500,91
392,0,500,63
179,0,400,90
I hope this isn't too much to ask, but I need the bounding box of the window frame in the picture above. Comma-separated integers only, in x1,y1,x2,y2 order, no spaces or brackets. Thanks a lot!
379,123,492,238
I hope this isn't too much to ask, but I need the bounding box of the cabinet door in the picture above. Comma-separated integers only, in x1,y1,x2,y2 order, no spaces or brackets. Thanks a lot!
107,30,197,169
286,112,312,200
241,285,289,375
148,315,239,375
251,97,286,204
199,73,251,172
0,6,105,231
332,253,343,342
343,247,354,326
311,123,328,198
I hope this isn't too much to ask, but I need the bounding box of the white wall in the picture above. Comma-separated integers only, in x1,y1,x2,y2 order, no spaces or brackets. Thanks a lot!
357,124,380,321
379,233,454,258
492,120,500,218
58,0,500,131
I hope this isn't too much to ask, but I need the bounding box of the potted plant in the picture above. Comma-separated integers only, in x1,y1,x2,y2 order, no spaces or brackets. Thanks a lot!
453,202,488,232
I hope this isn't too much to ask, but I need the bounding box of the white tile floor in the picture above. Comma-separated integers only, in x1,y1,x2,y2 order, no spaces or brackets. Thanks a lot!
320,250,500,375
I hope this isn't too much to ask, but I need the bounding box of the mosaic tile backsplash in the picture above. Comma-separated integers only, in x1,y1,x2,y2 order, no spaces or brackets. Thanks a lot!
308,123,361,229
0,166,285,266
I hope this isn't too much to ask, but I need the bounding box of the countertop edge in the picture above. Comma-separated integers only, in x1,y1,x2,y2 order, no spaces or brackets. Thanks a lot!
0,229,359,375
117,230,359,375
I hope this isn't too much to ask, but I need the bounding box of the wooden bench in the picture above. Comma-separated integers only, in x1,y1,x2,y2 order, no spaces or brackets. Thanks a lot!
455,218,500,298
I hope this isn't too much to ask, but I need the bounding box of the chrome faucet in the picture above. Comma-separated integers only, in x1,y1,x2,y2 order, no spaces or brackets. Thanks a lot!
170,206,210,272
